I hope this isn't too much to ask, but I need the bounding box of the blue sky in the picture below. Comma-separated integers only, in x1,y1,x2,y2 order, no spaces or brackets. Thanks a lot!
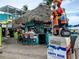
0,0,79,25
61,0,79,25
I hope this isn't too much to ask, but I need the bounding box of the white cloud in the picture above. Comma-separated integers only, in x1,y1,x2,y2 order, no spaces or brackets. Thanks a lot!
68,16,79,25
61,0,79,11
66,10,79,14
0,0,43,10
61,0,72,7
62,0,71,4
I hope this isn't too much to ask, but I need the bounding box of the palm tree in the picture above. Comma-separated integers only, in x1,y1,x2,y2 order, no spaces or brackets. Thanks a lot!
43,0,53,6
22,5,28,11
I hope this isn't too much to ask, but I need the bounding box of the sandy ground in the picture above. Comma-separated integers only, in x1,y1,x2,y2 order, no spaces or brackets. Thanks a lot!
0,38,47,59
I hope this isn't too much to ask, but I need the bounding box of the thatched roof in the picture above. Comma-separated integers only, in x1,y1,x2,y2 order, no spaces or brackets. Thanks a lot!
17,5,51,23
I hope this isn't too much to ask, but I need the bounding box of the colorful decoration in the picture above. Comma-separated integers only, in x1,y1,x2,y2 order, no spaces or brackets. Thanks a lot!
51,0,68,35
56,7,64,15
53,0,63,7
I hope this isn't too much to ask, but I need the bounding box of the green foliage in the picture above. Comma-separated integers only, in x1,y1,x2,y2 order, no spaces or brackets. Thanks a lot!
43,0,53,6
23,5,28,11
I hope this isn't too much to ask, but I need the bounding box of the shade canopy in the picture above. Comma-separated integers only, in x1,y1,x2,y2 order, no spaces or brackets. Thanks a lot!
0,5,26,15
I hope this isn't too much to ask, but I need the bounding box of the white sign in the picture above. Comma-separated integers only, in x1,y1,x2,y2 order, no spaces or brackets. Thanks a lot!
2,24,6,28
8,23,12,28
47,45,66,59
49,36,71,48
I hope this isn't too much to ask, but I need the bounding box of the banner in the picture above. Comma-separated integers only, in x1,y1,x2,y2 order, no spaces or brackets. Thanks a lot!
47,45,66,59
